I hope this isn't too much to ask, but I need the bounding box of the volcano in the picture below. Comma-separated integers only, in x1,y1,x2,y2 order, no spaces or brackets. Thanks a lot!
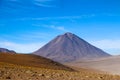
33,32,110,62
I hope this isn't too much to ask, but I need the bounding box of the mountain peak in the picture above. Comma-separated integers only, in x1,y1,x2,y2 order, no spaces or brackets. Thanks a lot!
60,32,76,40
63,32,75,37
64,32,74,35
33,33,111,62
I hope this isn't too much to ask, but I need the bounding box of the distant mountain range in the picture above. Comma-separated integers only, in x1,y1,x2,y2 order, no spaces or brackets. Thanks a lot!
33,32,111,62
0,48,16,54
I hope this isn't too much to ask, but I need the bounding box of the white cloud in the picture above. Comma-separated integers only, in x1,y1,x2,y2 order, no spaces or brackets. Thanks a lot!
15,13,120,21
103,13,120,17
2,31,50,41
90,40,120,55
7,0,54,7
91,40,120,49
19,32,50,40
49,25,68,32
57,27,66,31
34,3,53,7
17,14,97,21
33,24,68,32
0,32,50,53
0,41,45,53
33,0,54,7
1,39,120,55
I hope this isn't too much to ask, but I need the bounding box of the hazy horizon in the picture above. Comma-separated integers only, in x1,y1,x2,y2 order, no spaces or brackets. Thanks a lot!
0,0,120,55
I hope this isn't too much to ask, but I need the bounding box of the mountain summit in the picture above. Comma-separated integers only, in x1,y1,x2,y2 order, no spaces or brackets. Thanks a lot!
33,32,110,62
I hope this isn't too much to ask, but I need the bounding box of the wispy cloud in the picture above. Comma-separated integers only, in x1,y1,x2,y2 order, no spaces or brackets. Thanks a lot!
102,13,120,17
33,24,69,32
0,31,51,53
5,0,55,8
49,25,68,32
19,32,50,40
91,40,120,49
16,13,120,21
34,3,53,7
17,14,96,21
0,41,45,53
1,31,50,41
33,0,55,7
90,39,120,55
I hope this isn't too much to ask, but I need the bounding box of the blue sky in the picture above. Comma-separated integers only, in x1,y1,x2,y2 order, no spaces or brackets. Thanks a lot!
0,0,120,55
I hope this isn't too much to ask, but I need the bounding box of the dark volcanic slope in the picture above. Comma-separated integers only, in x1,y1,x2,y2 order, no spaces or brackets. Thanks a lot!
33,32,111,62
0,53,73,71
0,48,16,53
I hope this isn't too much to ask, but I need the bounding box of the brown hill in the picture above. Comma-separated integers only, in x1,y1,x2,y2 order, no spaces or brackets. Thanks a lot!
33,32,110,62
0,53,73,71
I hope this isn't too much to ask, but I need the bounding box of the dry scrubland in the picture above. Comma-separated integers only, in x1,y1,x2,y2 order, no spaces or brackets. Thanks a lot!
0,62,120,80
0,53,120,80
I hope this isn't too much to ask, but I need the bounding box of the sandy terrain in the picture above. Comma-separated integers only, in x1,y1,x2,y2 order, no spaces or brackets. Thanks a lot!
0,53,120,80
67,56,120,75
0,62,120,80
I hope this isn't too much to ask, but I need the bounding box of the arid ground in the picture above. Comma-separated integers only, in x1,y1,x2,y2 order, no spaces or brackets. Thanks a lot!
0,53,120,80
67,56,120,75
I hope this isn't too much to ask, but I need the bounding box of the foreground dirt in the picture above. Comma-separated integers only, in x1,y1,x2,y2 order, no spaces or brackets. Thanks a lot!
0,53,120,80
0,62,120,80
